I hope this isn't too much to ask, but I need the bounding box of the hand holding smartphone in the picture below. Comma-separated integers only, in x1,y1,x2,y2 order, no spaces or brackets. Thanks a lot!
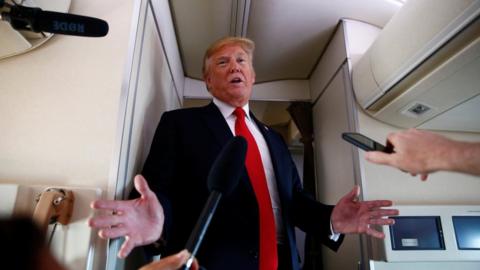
342,132,393,153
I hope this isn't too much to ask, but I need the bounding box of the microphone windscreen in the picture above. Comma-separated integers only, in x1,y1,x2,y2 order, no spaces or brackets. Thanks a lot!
35,10,109,37
207,136,247,195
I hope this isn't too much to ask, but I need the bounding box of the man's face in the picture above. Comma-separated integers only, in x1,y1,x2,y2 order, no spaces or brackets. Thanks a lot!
205,44,255,107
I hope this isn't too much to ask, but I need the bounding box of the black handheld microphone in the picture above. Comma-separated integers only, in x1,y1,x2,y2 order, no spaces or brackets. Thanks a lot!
182,136,247,270
1,4,109,37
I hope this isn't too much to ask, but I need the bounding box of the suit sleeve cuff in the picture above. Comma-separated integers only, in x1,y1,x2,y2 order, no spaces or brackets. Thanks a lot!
329,219,341,242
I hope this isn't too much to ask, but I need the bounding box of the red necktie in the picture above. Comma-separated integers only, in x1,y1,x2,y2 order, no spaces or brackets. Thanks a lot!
234,107,278,270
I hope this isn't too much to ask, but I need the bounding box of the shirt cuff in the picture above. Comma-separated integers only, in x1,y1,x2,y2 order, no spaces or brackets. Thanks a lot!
329,220,341,242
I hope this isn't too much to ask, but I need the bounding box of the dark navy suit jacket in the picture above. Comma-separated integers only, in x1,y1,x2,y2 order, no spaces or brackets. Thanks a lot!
141,102,343,270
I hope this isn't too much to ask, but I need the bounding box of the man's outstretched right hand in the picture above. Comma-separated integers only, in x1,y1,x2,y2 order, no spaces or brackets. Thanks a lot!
88,174,164,258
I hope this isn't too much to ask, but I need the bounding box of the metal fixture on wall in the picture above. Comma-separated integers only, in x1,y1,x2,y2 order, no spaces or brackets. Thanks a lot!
33,187,75,233
230,0,250,37
0,0,71,60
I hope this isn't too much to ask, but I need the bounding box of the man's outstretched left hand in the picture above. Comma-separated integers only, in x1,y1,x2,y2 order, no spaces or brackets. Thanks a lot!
331,186,399,239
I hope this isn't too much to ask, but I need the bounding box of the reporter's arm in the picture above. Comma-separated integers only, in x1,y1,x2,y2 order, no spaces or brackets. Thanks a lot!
365,129,480,178
444,140,480,176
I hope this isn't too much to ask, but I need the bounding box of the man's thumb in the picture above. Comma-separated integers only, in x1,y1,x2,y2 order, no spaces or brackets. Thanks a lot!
344,185,360,202
134,175,151,197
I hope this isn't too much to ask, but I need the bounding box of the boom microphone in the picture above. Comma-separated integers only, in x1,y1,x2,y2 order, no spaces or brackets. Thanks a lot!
182,136,247,270
0,3,108,37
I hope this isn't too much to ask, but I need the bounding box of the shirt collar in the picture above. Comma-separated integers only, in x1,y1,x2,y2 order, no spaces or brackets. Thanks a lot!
213,97,251,120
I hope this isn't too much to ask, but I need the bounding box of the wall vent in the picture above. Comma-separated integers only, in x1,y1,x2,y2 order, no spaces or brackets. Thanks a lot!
401,102,435,118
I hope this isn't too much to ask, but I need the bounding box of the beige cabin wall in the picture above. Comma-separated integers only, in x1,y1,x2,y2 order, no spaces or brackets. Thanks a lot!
310,18,480,270
310,21,363,270
0,0,134,192
0,0,184,267
0,1,138,270
113,0,184,205
106,0,184,268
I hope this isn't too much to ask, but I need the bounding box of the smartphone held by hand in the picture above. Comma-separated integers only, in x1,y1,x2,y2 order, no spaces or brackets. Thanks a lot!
342,132,393,153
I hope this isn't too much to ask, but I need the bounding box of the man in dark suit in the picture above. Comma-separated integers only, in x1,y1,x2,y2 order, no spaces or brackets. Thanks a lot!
89,37,398,270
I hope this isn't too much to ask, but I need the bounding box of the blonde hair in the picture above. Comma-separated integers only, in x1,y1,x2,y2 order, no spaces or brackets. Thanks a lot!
202,36,255,78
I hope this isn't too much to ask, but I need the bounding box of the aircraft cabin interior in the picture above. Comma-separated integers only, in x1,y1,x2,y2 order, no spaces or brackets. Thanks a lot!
0,0,479,269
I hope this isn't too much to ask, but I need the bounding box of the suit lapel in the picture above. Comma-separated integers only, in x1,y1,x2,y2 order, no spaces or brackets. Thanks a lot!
201,102,234,148
203,102,258,208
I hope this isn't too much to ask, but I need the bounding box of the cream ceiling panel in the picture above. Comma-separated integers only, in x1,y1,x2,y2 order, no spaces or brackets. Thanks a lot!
169,0,233,80
169,0,401,82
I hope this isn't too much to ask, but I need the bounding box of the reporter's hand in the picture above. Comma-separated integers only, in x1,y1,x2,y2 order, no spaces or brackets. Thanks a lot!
88,175,164,258
364,129,454,180
139,250,199,270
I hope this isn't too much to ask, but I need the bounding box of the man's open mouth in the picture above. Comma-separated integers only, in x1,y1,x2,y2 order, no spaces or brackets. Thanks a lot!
230,77,243,84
